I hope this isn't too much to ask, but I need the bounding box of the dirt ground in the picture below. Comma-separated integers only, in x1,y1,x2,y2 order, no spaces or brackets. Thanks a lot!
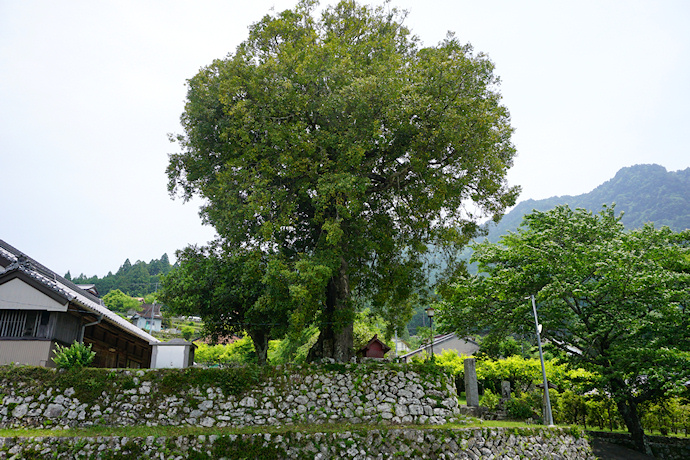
589,438,655,459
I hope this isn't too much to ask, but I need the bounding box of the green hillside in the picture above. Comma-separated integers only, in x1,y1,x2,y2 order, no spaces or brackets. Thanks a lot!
67,254,173,298
485,164,690,242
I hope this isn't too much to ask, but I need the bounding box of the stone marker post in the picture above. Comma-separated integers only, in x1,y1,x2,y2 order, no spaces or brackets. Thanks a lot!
464,358,479,407
500,380,511,411
501,380,511,399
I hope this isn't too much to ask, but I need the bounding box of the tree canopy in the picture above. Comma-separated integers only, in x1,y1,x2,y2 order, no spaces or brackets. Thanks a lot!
167,0,518,361
157,245,291,365
102,289,142,314
439,205,690,453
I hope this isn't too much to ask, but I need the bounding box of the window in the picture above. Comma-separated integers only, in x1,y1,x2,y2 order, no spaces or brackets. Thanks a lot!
0,310,51,338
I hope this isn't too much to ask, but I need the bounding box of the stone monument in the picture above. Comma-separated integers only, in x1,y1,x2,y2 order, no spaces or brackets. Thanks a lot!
464,358,479,407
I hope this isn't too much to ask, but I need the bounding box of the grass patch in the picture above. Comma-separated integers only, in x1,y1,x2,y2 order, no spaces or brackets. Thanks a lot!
466,420,557,429
0,421,555,439
457,391,467,406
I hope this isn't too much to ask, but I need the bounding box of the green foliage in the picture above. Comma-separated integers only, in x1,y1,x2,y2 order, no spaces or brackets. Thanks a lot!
477,336,523,360
52,342,96,369
352,309,393,352
158,244,291,365
440,204,690,447
181,325,195,341
194,336,257,366
475,355,595,396
156,366,266,398
167,0,518,361
69,254,172,298
640,397,690,436
102,289,141,314
557,390,589,427
414,326,434,355
0,366,113,405
480,389,500,411
506,392,540,420
433,350,467,377
269,326,320,365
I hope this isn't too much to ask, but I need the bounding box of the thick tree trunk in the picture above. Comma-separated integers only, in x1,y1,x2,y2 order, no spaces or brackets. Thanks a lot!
615,395,650,455
248,329,269,366
307,257,353,363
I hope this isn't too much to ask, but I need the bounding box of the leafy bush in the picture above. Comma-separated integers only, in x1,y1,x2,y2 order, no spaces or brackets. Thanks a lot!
434,350,469,395
268,326,319,364
480,388,500,410
181,325,195,340
557,390,588,426
476,355,595,395
52,342,96,369
506,396,538,420
434,349,467,376
194,335,257,365
503,391,544,421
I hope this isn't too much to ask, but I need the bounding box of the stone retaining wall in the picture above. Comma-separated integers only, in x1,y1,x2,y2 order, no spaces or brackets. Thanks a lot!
0,364,461,429
0,427,594,459
588,431,690,460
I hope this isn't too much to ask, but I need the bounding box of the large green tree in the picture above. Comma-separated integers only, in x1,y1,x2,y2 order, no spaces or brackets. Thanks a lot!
102,289,141,314
439,205,690,453
167,0,518,362
158,245,291,365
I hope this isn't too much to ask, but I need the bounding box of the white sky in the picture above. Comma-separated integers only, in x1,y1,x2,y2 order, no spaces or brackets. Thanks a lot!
1,0,688,277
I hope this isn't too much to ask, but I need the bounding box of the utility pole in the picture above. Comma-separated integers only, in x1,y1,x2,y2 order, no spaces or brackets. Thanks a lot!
530,294,553,425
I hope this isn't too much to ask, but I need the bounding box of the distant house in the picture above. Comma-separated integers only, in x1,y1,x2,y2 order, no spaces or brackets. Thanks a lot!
399,333,479,362
0,239,159,368
76,284,99,297
392,337,410,356
131,303,163,332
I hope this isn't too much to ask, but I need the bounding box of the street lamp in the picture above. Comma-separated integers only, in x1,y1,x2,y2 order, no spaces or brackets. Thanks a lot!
530,294,554,425
425,306,435,360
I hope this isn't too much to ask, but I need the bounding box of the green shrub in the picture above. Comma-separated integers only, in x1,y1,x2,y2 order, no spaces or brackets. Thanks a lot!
194,335,257,365
506,394,539,420
52,341,96,369
480,388,500,410
181,325,195,341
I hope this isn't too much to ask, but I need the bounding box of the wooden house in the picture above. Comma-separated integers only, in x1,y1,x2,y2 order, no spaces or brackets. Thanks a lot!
0,239,158,368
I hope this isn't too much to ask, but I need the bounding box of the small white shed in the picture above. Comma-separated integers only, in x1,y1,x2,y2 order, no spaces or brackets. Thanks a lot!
150,338,196,368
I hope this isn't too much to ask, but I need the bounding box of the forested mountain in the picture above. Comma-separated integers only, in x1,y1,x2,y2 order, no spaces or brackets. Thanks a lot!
485,164,690,242
66,254,173,298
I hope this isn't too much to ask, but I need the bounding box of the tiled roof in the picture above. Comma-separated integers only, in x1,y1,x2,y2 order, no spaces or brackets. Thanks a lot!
398,333,478,360
132,303,163,320
0,239,159,344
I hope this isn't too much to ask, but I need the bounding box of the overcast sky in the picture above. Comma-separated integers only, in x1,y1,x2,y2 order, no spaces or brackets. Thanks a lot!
1,0,688,277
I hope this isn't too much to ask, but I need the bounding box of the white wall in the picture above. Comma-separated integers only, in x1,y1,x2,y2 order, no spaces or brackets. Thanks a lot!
150,342,193,368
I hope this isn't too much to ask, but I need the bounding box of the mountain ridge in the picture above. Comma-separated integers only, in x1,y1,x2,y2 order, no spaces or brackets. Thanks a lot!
485,164,690,242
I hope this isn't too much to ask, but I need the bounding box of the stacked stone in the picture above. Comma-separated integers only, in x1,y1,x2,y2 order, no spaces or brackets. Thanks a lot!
0,367,463,429
0,428,595,459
